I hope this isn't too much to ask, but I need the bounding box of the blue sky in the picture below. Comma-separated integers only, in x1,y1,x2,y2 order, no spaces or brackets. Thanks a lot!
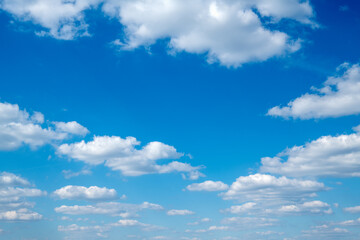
0,0,360,239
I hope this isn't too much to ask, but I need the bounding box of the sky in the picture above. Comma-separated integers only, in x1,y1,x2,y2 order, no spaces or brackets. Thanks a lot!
0,0,360,239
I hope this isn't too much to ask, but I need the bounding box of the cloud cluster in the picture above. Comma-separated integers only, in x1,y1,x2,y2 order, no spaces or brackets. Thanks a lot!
302,225,349,239
224,202,257,214
0,0,316,66
222,174,326,203
275,201,332,215
53,185,117,201
167,209,194,216
186,180,229,191
58,136,202,177
0,102,88,150
260,129,360,178
222,217,278,229
0,172,45,221
268,63,360,119
343,206,360,214
55,201,163,218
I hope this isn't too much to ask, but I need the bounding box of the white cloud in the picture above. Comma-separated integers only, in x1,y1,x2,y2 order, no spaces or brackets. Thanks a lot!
224,202,257,214
58,135,202,177
62,168,92,179
260,129,360,178
0,208,42,221
167,209,194,216
0,0,102,40
194,225,229,233
268,63,360,119
0,172,29,187
275,201,332,215
302,225,349,239
338,218,360,226
222,174,326,203
0,101,88,150
53,121,89,136
55,201,163,216
343,206,360,214
58,223,110,239
0,173,46,222
106,0,312,67
111,219,162,231
53,185,117,201
58,224,109,232
1,0,316,66
186,180,229,191
222,217,278,229
208,225,229,231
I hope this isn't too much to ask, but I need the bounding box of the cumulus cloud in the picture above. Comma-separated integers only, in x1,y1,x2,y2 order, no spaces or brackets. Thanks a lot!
53,185,117,201
58,223,110,239
0,208,42,221
222,174,326,203
268,63,360,119
274,201,332,215
0,0,101,40
167,209,194,216
55,201,163,217
343,206,360,214
193,225,229,233
186,180,229,191
1,0,316,66
0,172,45,221
302,225,349,239
0,101,88,151
53,121,89,136
58,223,109,232
260,129,360,178
224,202,257,214
58,135,202,177
0,172,29,187
106,0,313,67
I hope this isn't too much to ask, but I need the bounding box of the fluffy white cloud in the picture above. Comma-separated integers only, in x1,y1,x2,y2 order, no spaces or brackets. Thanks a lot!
0,187,45,199
58,135,202,177
1,0,316,66
55,201,163,216
0,0,102,40
58,223,109,232
0,101,88,150
224,202,257,214
302,225,349,239
53,185,117,201
0,208,42,221
222,174,326,203
260,129,360,178
186,180,229,191
343,206,360,214
111,219,162,231
58,223,110,239
194,225,229,233
275,201,332,215
268,63,360,119
167,209,194,216
0,172,45,222
0,172,29,187
105,0,315,67
53,121,89,136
